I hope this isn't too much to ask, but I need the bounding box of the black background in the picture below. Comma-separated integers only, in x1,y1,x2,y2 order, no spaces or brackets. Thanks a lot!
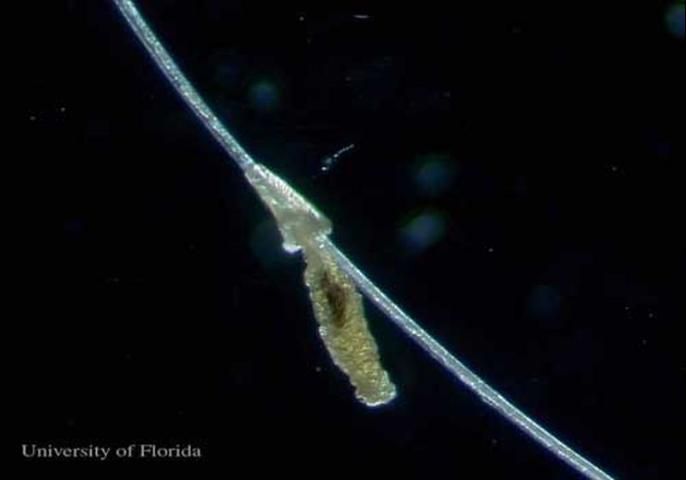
17,0,684,477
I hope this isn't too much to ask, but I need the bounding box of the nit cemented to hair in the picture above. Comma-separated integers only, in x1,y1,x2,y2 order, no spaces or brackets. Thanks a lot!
245,161,395,406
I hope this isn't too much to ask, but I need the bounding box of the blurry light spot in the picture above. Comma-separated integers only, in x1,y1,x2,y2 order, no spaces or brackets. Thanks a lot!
63,218,85,238
248,80,280,112
400,210,447,253
665,2,685,39
487,247,495,253
528,284,562,320
414,154,457,197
